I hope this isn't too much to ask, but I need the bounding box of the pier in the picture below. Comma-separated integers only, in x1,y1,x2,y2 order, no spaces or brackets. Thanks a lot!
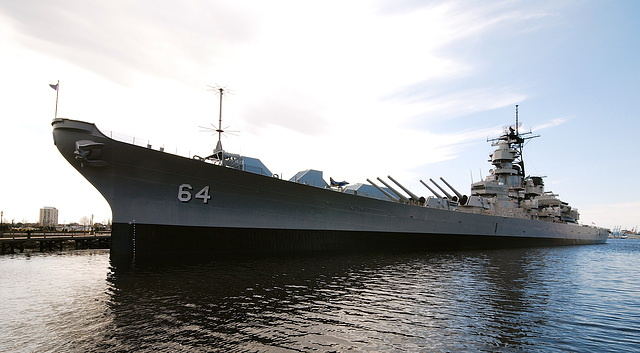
0,232,110,254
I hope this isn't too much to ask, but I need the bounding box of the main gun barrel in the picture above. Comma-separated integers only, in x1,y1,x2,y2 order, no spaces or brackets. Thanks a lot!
387,175,421,202
439,177,462,199
430,178,453,200
366,178,398,202
377,177,409,202
439,177,468,205
420,179,442,198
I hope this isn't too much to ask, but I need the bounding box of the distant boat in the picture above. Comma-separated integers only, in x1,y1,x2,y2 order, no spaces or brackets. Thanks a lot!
52,102,608,259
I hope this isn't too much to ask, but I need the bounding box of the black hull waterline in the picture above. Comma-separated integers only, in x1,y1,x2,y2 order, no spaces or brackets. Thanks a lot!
112,223,604,260
52,119,608,259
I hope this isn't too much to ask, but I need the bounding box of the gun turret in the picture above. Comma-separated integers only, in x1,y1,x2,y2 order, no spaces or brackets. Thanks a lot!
439,177,468,205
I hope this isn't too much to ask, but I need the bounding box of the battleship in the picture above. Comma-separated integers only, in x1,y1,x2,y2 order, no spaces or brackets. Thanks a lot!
52,98,608,259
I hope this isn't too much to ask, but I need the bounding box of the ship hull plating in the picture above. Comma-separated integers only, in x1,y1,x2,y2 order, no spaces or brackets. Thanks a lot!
52,119,608,259
111,223,603,259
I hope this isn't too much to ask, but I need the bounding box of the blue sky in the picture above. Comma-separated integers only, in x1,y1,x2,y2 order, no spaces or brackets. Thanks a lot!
0,0,638,230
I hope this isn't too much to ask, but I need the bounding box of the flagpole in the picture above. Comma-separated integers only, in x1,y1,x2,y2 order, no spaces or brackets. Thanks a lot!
54,80,59,119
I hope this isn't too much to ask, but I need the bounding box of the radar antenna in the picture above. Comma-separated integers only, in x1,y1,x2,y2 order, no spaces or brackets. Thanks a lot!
486,105,539,179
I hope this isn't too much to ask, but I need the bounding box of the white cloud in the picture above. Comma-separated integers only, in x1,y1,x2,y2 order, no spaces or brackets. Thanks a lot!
530,116,572,132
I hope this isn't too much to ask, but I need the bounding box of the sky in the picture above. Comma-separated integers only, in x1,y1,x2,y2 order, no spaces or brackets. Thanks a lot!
0,0,638,230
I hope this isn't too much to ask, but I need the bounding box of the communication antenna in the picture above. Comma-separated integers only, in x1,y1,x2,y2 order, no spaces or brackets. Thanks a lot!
200,85,238,152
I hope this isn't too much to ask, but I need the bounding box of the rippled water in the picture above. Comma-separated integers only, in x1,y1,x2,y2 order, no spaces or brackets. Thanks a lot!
1,240,639,352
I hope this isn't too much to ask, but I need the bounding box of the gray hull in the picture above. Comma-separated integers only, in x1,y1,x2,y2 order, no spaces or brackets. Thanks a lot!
52,119,608,259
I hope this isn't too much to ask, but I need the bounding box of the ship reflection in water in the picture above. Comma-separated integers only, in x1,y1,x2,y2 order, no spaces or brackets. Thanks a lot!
101,242,637,352
1,241,639,352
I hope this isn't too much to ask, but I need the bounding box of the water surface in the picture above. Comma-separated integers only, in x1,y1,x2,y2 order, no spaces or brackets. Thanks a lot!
1,240,638,352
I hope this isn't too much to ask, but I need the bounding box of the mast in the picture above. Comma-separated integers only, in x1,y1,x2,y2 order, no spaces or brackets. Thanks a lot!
215,88,224,152
200,85,238,160
55,81,59,119
515,104,519,135
510,105,539,179
49,80,60,119
515,104,525,177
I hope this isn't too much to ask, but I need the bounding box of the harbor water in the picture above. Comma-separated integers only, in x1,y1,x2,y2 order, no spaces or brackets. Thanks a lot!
1,239,639,352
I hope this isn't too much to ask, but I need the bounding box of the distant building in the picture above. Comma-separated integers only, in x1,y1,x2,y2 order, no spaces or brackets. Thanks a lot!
39,207,59,228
